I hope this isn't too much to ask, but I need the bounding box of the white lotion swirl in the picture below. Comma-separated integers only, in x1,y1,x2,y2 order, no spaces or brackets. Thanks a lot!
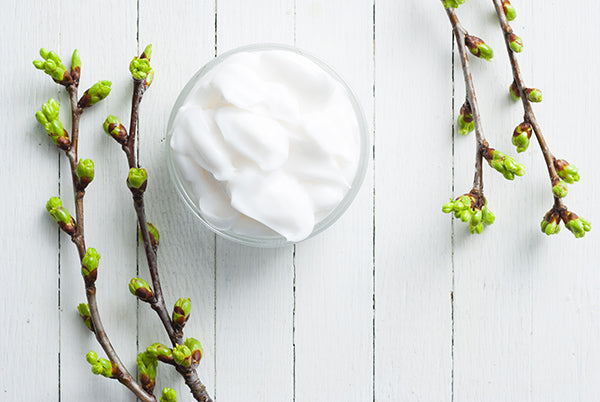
170,49,360,242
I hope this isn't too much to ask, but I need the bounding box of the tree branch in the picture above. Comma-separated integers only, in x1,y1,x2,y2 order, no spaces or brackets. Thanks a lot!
444,4,488,193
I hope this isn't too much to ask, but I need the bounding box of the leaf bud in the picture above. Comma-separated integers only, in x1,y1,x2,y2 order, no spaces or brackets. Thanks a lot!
127,168,148,192
512,122,532,153
552,180,568,198
102,115,128,144
137,351,158,393
562,211,591,239
458,101,474,136
525,88,542,103
71,49,81,85
77,303,94,331
36,99,70,150
173,297,191,330
465,35,494,61
184,337,203,365
509,81,521,101
502,0,517,21
139,222,160,252
78,80,112,109
130,45,154,86
129,277,155,302
146,343,174,364
508,33,523,53
76,159,95,188
81,248,100,286
46,196,76,235
172,344,192,368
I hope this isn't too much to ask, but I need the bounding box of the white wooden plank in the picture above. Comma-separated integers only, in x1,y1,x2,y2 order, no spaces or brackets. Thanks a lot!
526,2,600,400
374,1,453,400
138,0,217,399
0,1,60,399
57,1,138,401
215,1,295,400
293,1,374,401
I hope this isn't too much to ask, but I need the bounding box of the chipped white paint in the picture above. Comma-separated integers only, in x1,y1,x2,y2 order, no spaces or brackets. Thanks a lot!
1,1,599,401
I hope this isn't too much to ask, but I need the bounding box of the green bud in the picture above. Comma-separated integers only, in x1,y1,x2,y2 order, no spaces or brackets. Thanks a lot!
137,351,158,393
127,168,148,191
77,303,93,331
91,358,115,378
482,207,495,225
71,49,81,71
78,80,112,109
102,115,128,144
526,88,542,103
442,201,455,214
160,388,177,402
458,101,474,136
484,148,525,180
512,122,532,153
146,343,174,363
141,44,153,60
172,344,192,368
544,221,559,235
129,277,154,302
503,0,517,21
76,159,95,187
465,35,494,61
86,351,98,365
46,197,76,235
184,337,203,364
36,99,70,149
173,297,191,329
460,209,471,222
563,211,591,239
33,48,72,85
139,222,160,251
82,248,100,285
471,209,483,226
510,81,520,101
443,0,466,9
554,159,580,184
552,181,568,198
508,33,523,53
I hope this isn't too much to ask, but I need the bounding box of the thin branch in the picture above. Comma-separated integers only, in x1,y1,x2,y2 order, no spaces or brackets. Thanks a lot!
491,0,564,209
444,4,488,193
125,78,213,402
63,83,156,402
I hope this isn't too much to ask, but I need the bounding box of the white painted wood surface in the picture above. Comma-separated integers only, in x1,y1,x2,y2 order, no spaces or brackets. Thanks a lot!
1,1,599,401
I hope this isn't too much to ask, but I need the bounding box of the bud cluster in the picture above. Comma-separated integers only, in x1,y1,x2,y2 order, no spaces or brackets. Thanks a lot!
465,35,494,61
458,101,474,136
483,147,525,180
442,192,495,234
554,159,580,184
46,197,76,235
33,48,73,85
172,338,203,368
86,351,119,378
541,208,591,238
36,99,70,150
130,44,154,86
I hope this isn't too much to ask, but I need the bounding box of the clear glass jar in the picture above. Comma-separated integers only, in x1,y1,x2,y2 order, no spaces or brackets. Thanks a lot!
166,43,369,247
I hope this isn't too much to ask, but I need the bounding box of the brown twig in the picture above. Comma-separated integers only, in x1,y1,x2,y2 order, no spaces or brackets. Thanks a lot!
444,4,489,193
490,0,565,210
63,83,156,402
125,77,213,402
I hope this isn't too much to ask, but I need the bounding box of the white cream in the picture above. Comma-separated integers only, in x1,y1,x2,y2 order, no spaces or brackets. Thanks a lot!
170,49,361,242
